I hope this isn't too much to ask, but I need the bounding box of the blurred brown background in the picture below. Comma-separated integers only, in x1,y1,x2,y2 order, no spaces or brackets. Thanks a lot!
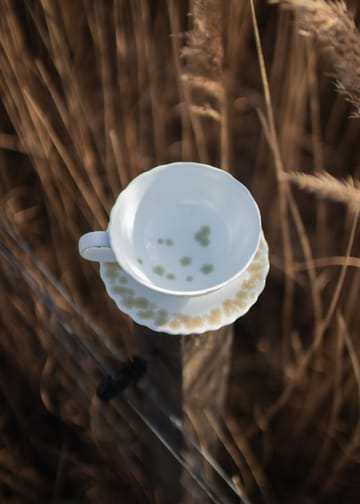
0,0,359,502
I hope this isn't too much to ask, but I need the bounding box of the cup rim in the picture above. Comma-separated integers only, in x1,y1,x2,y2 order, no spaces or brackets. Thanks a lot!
108,162,262,297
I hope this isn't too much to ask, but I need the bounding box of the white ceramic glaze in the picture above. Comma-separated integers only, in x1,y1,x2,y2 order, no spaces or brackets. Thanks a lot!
98,233,269,335
79,231,116,262
79,162,261,297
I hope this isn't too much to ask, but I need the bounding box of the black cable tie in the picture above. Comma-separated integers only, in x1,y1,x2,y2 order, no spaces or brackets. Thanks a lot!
96,355,147,401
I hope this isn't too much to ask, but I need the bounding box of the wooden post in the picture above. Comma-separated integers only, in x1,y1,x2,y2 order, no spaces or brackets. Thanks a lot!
135,323,233,503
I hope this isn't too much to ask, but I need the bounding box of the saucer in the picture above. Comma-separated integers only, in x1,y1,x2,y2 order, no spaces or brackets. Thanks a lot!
99,233,269,335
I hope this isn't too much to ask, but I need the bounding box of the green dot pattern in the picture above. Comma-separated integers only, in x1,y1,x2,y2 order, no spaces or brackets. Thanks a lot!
157,237,174,246
194,225,211,247
104,263,171,328
153,265,165,276
180,256,192,266
200,263,214,275
136,227,216,287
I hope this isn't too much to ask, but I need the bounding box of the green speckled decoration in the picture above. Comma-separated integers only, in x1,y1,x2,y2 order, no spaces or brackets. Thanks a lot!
105,263,121,278
200,263,214,275
153,265,165,276
123,296,135,308
133,297,150,309
137,258,143,264
113,286,135,296
136,309,154,320
180,256,192,266
100,234,269,333
194,225,211,247
104,264,171,327
166,273,176,280
157,237,173,246
154,309,169,326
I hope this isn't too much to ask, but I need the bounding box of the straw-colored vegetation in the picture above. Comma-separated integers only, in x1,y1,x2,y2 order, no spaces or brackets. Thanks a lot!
0,0,359,502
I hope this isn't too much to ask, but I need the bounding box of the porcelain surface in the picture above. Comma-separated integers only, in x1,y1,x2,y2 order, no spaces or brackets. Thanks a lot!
103,162,261,296
99,233,269,335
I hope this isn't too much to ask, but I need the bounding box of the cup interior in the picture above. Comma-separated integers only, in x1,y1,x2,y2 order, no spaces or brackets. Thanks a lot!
109,162,261,296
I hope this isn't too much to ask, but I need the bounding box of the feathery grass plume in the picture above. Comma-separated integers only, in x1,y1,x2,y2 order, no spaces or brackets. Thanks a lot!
182,0,223,84
284,171,360,212
2,1,360,501
178,0,228,166
271,0,360,114
181,0,224,119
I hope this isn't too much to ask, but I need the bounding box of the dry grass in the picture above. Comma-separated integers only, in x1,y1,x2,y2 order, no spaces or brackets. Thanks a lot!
284,171,360,212
272,0,360,113
0,0,360,502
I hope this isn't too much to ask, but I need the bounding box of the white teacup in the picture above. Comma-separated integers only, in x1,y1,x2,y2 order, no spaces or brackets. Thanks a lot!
79,162,261,297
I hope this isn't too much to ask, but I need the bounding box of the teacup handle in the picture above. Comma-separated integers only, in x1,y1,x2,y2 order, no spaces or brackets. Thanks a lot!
78,231,117,262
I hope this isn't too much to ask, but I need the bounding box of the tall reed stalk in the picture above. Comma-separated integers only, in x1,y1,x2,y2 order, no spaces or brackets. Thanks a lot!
0,0,359,502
